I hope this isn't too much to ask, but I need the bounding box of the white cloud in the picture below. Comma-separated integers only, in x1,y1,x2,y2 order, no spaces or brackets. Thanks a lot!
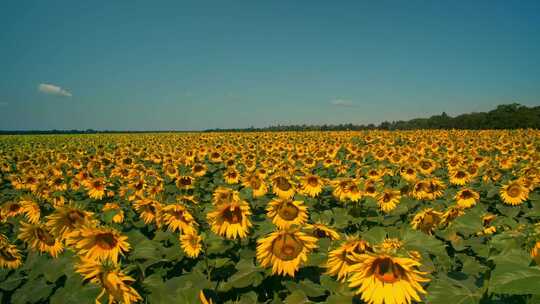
330,99,355,107
38,83,72,97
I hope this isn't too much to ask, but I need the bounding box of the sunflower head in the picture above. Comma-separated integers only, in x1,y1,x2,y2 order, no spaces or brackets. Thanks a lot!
266,199,308,229
411,208,443,235
500,180,529,206
271,174,296,199
180,231,202,258
326,237,372,281
207,200,252,239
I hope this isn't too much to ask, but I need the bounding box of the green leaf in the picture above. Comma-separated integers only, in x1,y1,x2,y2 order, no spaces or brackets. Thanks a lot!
221,259,263,290
284,280,326,298
11,279,54,304
325,294,353,304
426,274,484,304
50,274,101,304
489,249,540,295
284,290,310,304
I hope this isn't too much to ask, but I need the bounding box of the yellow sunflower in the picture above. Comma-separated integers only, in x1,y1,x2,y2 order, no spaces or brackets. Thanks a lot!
74,257,142,304
45,205,96,240
191,163,207,177
440,206,465,226
271,174,296,199
223,168,240,184
500,180,529,206
102,203,124,224
242,173,268,198
86,177,108,200
326,237,371,282
176,175,195,190
161,204,197,234
207,199,252,239
347,253,430,304
305,223,340,241
180,231,202,258
531,241,540,265
133,198,162,226
376,189,401,213
455,188,479,209
0,238,23,269
256,228,318,277
299,174,325,198
18,222,63,258
449,169,471,186
66,226,130,264
212,187,240,206
411,208,443,235
266,199,308,229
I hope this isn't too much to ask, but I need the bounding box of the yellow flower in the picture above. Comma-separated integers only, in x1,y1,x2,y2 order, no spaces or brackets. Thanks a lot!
500,180,529,206
75,258,142,304
299,174,325,198
0,237,23,269
161,204,197,234
242,173,268,198
449,169,471,186
207,199,252,239
411,208,443,235
18,222,63,258
305,223,340,240
102,203,124,224
271,174,296,199
347,253,430,304
455,188,479,209
86,177,107,200
180,231,203,258
66,226,130,264
376,189,401,213
256,228,318,277
133,198,162,226
326,237,371,282
531,241,540,265
45,205,96,240
266,199,308,229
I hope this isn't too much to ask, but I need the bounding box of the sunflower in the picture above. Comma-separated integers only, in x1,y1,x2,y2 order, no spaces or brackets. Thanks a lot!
67,226,130,264
299,174,325,197
531,241,540,265
326,237,372,282
440,206,464,226
180,231,202,258
266,199,308,229
256,228,318,277
212,187,240,206
411,208,443,235
376,189,401,213
102,203,124,224
449,169,471,186
417,158,436,175
161,204,197,234
199,290,213,304
305,223,340,240
223,168,240,184
500,180,529,206
191,163,207,177
1,201,25,220
19,198,41,224
347,253,430,304
18,222,63,258
331,178,353,201
242,173,268,198
87,177,107,200
347,182,363,202
133,198,162,226
207,199,252,239
45,205,96,240
74,258,142,304
455,188,479,209
412,178,445,201
176,175,195,190
400,166,417,182
271,174,296,199
0,238,22,269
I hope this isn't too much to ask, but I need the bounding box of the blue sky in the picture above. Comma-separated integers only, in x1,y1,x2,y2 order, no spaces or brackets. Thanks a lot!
1,1,539,130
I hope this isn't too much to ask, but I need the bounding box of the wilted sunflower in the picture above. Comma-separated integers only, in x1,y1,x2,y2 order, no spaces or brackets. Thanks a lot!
180,231,202,258
256,228,318,277
376,189,401,213
411,208,443,235
45,205,96,239
412,178,445,201
0,238,22,269
267,199,308,229
1,201,25,220
440,206,465,226
500,180,529,206
271,174,296,199
347,253,430,304
161,204,197,234
75,258,142,304
305,223,340,240
67,226,130,264
299,174,325,197
207,199,252,239
18,222,63,258
455,188,479,209
326,237,371,282
242,173,268,198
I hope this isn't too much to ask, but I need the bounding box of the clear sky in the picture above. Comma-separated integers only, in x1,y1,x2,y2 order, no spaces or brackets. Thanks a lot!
1,1,539,130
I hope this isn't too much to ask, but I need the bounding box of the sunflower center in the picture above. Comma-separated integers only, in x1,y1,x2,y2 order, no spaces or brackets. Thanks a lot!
278,202,299,221
95,233,118,250
507,185,522,197
179,177,192,186
67,210,86,225
250,178,262,189
420,161,431,170
9,204,21,212
455,171,466,179
373,257,404,284
271,234,303,261
222,206,243,224
307,177,319,187
36,228,56,246
314,228,328,238
460,190,473,199
193,165,203,172
275,177,291,191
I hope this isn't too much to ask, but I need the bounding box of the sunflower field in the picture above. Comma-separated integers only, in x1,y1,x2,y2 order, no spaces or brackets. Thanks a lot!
1,130,540,304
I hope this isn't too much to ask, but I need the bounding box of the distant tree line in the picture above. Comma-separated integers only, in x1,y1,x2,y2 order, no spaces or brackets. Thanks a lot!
204,103,540,132
0,103,538,135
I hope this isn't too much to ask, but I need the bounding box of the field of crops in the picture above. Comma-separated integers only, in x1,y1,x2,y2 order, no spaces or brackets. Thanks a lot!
1,130,540,304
